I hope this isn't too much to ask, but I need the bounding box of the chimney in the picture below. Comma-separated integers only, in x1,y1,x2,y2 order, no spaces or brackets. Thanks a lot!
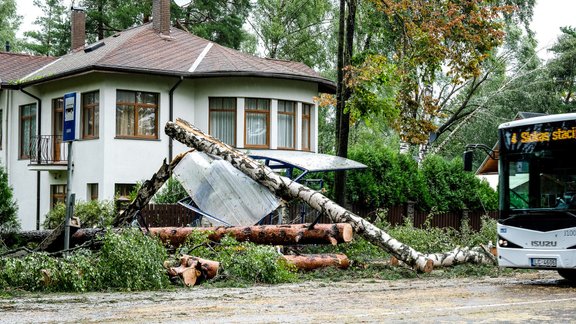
153,0,171,35
71,7,86,51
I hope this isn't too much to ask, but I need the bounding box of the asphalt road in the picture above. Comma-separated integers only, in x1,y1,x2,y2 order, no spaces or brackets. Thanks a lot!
1,270,575,323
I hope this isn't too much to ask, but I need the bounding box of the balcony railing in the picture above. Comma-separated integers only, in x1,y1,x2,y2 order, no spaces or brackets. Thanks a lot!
29,135,68,165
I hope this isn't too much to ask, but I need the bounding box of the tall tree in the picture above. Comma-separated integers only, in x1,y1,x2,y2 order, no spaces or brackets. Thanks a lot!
80,0,151,41
249,0,333,70
23,0,69,56
333,0,356,205
0,0,21,51
175,0,251,49
547,27,576,109
339,0,537,164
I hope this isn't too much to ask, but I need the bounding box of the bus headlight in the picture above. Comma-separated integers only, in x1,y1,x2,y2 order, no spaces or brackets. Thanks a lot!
498,239,508,247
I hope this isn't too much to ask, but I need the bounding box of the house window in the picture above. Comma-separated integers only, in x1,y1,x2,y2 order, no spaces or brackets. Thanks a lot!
115,183,135,199
116,90,158,139
302,103,312,151
19,103,36,159
278,100,296,149
82,91,99,139
115,183,135,210
209,97,236,146
87,183,98,201
51,184,67,208
245,98,270,148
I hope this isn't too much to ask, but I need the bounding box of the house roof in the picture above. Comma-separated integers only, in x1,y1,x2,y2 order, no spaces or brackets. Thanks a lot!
0,52,57,85
1,24,336,93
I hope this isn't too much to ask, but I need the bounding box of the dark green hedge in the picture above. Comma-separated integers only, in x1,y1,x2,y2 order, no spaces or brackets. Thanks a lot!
345,145,497,212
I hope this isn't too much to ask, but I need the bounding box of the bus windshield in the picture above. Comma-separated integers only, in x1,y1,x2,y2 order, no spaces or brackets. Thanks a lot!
506,150,576,210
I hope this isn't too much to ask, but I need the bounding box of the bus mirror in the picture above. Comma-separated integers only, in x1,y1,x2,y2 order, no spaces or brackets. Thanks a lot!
463,150,473,172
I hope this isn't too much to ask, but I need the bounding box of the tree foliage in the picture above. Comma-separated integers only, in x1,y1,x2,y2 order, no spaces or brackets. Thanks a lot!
0,0,21,51
345,144,497,212
22,0,69,56
249,0,334,70
547,27,576,109
80,0,151,41
0,165,19,233
153,176,187,204
174,0,251,49
352,0,514,145
43,200,115,229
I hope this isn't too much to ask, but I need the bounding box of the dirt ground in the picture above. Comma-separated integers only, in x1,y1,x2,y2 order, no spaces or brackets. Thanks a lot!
1,270,575,323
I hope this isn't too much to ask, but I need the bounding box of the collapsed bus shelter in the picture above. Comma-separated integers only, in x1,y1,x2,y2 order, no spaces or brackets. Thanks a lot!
174,149,367,227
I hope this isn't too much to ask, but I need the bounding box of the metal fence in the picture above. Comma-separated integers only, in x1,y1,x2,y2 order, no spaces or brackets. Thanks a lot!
142,202,498,232
29,135,67,164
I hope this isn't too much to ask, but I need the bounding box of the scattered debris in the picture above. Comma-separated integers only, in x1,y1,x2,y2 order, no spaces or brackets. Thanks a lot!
165,118,496,272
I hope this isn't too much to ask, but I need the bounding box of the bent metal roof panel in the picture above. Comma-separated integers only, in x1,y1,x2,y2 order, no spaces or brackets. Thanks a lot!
4,24,335,93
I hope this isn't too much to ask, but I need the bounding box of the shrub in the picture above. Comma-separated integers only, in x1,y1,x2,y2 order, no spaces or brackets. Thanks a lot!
96,229,170,290
0,229,170,292
43,200,115,229
153,177,188,204
420,155,498,212
0,165,19,232
346,144,429,208
176,233,297,285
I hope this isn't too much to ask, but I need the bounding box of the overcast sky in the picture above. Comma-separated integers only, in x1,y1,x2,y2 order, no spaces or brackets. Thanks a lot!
15,0,576,60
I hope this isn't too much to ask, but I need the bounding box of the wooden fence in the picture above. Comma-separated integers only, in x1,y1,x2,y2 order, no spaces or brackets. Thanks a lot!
141,204,199,227
141,202,498,232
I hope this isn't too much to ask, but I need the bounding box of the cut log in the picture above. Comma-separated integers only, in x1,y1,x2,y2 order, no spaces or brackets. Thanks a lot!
149,223,353,246
164,255,219,286
283,254,350,270
165,118,495,272
113,151,190,227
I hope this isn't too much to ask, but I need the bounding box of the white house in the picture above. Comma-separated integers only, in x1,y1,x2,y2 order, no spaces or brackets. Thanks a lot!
0,0,335,230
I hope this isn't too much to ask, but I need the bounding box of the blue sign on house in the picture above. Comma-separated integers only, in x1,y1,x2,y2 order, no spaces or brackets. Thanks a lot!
63,92,77,142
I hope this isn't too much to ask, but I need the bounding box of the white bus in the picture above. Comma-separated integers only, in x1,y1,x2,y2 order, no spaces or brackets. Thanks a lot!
489,113,576,280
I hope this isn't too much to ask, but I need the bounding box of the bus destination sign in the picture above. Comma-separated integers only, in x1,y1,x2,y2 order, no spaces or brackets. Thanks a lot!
501,119,576,153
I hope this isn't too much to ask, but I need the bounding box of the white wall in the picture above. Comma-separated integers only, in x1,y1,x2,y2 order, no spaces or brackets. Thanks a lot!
5,73,321,230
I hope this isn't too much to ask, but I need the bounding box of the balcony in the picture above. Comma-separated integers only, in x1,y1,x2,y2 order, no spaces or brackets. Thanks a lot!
28,135,68,171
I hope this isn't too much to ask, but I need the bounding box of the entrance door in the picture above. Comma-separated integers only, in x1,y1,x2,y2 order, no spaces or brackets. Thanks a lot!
53,98,64,162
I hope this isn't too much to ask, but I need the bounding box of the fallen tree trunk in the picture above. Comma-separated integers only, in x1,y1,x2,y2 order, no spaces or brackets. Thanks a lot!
164,255,219,286
165,118,495,272
113,151,190,227
5,224,353,248
149,223,353,246
283,254,350,270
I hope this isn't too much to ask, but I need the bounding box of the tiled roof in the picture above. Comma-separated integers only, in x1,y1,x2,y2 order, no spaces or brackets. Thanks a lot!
3,24,335,92
0,52,57,85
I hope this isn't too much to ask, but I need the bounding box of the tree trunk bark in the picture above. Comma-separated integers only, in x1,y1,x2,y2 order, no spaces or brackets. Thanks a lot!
283,253,350,270
113,151,190,227
149,223,353,247
5,224,354,249
165,118,495,272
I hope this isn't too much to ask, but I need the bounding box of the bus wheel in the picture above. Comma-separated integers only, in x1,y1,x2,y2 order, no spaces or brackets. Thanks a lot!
558,269,576,281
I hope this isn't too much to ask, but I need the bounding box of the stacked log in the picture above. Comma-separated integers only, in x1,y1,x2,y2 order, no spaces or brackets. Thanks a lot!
164,255,220,286
149,223,353,247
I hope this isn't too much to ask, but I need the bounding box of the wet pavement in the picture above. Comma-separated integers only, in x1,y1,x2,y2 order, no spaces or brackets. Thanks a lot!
1,270,575,323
